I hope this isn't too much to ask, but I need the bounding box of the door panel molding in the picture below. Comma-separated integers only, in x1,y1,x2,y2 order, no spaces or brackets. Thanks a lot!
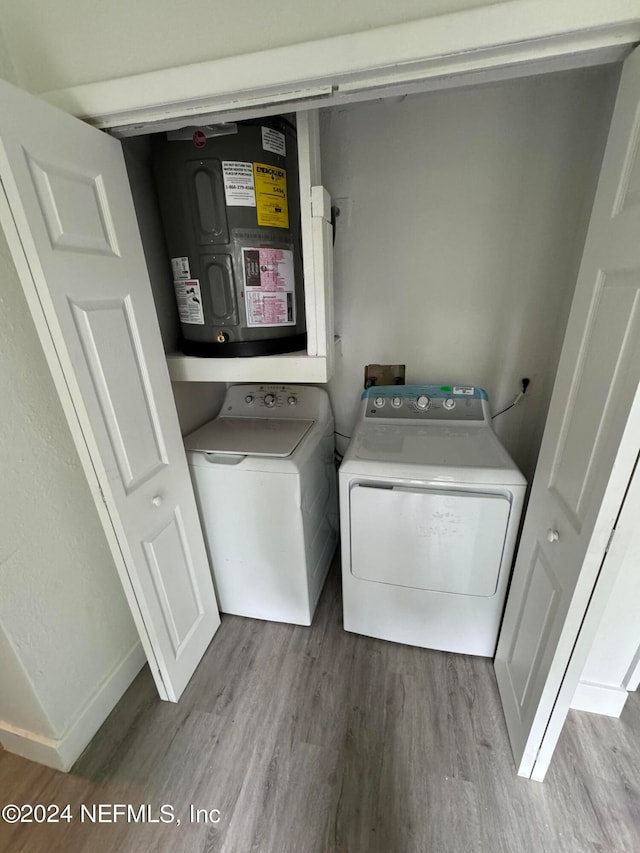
611,101,640,218
25,154,120,256
142,508,205,656
548,273,640,526
503,542,561,722
70,295,169,492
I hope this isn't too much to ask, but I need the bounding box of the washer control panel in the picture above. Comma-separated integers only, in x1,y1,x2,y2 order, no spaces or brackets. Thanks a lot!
363,385,488,421
221,384,328,421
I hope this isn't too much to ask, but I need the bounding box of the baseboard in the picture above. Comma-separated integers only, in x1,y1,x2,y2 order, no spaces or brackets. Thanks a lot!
624,652,640,692
570,680,629,717
0,642,146,772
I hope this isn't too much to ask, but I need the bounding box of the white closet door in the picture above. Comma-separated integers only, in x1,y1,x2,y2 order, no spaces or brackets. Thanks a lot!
0,79,220,702
494,47,640,778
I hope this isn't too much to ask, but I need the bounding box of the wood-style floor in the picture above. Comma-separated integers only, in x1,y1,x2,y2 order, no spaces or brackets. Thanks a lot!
1,561,639,853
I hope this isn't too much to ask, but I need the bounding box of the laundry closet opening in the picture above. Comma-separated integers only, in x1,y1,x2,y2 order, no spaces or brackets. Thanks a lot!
119,63,620,480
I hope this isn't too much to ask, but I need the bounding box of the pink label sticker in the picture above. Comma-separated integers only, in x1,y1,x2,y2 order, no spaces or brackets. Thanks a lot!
192,130,207,148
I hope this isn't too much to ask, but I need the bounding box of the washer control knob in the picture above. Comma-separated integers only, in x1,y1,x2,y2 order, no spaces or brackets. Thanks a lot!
391,396,403,408
264,393,276,407
374,396,386,408
443,398,456,410
287,396,297,406
416,395,431,409
245,394,254,405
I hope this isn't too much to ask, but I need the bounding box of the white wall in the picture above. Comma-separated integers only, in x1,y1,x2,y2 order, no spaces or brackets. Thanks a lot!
170,383,226,436
322,66,619,479
0,0,506,93
0,32,145,771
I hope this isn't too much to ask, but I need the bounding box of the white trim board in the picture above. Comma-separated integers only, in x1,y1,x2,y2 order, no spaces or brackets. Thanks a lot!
106,46,628,140
0,644,145,772
167,353,331,384
41,1,640,131
570,681,629,718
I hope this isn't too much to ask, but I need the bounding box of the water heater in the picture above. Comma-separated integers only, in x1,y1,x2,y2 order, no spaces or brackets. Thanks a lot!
152,118,305,357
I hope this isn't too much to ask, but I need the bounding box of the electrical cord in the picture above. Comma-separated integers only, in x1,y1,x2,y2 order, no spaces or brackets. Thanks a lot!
492,378,530,420
492,397,520,419
334,430,350,469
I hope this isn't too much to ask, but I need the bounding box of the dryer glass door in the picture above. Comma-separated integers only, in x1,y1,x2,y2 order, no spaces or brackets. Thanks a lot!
350,484,510,596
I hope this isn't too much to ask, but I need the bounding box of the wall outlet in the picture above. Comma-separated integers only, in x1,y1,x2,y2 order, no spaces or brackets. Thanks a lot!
522,374,537,395
333,197,353,228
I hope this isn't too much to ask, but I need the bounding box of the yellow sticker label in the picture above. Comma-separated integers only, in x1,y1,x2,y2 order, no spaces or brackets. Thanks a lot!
253,162,289,229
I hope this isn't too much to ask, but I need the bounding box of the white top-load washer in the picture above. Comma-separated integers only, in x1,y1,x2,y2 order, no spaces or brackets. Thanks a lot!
339,384,526,656
185,384,338,626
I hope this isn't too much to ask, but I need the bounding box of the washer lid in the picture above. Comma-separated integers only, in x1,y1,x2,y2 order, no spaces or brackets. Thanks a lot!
184,417,314,457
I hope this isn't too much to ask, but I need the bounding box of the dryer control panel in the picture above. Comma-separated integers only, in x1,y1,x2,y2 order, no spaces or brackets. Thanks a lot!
362,385,489,422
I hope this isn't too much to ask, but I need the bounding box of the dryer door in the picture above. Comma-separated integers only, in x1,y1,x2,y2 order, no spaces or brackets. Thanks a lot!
350,484,510,596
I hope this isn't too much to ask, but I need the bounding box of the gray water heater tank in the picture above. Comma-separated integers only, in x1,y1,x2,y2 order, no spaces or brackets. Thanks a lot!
152,118,305,357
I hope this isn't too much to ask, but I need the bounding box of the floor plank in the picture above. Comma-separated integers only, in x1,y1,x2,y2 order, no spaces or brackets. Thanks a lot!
1,559,639,853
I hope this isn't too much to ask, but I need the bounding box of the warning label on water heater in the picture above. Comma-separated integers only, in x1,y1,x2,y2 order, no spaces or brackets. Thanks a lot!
174,279,204,325
261,126,286,157
222,161,256,207
242,247,296,327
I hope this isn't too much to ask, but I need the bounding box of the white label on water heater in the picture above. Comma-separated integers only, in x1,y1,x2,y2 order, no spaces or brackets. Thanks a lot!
174,279,204,325
171,256,191,280
261,126,286,157
245,291,295,327
242,247,296,327
222,161,256,206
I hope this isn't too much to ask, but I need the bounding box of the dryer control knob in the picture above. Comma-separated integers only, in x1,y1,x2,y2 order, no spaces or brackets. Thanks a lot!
391,396,403,408
264,393,276,407
416,395,431,409
443,398,456,410
374,396,386,408
287,396,297,406
245,394,254,405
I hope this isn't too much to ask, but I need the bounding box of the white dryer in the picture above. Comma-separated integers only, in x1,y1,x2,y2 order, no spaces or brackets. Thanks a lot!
339,385,526,656
185,384,338,626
